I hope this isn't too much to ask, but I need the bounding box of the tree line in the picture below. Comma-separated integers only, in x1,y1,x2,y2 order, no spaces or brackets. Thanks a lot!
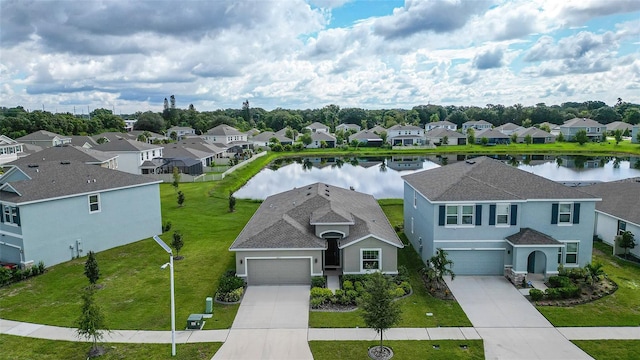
2,98,639,140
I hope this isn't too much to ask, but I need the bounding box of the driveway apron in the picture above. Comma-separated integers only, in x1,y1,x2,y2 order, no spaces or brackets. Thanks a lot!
446,276,592,360
212,285,313,360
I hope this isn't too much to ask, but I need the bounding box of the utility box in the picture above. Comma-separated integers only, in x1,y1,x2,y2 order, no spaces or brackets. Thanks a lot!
187,314,203,330
205,297,213,314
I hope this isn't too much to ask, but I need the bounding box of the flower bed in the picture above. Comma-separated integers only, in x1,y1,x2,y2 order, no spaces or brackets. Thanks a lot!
214,270,245,304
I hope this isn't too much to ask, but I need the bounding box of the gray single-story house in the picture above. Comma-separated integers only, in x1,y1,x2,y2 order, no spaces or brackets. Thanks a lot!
229,183,403,285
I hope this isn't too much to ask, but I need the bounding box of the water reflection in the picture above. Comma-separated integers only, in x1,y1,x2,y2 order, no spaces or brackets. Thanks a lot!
234,155,640,200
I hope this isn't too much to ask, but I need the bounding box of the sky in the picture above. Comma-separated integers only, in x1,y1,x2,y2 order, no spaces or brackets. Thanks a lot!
1,0,639,115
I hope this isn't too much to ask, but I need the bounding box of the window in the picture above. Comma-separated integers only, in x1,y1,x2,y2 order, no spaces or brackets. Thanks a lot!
141,153,144,161
361,249,380,271
89,194,100,213
446,205,474,226
618,220,627,235
3,205,20,225
565,243,578,264
496,204,510,225
558,203,572,224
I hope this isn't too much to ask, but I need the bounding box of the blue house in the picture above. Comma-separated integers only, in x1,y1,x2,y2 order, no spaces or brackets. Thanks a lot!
0,158,162,268
402,157,599,284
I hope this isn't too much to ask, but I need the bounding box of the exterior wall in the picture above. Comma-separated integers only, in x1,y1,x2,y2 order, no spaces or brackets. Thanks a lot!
512,247,560,275
315,224,350,238
632,126,639,144
234,249,323,277
110,152,142,174
403,182,435,263
17,184,162,267
595,212,640,258
341,237,398,274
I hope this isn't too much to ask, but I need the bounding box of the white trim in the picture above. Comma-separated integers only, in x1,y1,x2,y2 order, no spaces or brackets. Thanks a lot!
440,248,506,251
318,230,346,238
444,204,475,227
342,270,399,275
338,234,403,249
434,240,505,243
506,241,564,248
88,193,101,214
595,210,640,228
230,247,326,252
311,221,355,226
360,248,382,273
0,230,23,239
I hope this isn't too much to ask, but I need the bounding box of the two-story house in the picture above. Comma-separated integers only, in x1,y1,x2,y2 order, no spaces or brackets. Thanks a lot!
11,145,119,170
495,122,524,136
425,120,457,132
0,159,162,268
402,157,599,284
167,126,196,140
425,128,466,146
202,125,250,155
94,138,164,175
229,183,403,285
306,132,336,149
560,118,606,141
462,120,492,132
336,123,361,133
16,130,71,148
386,124,425,146
0,136,25,165
304,122,330,133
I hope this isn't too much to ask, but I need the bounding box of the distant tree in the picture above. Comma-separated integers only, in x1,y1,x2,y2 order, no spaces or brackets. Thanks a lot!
299,133,312,146
76,287,107,356
379,131,388,144
442,136,449,145
162,221,172,233
522,118,532,128
169,131,177,141
524,134,532,145
623,108,640,124
575,129,589,145
480,137,489,146
84,251,100,286
172,167,180,190
637,132,640,144
466,128,475,144
616,231,637,260
96,137,108,145
614,129,623,145
539,124,551,133
171,231,184,259
423,249,455,290
510,133,518,144
135,111,165,133
359,271,401,359
228,191,236,212
136,134,147,143
350,139,360,148
557,132,565,142
320,140,328,148
177,190,185,207
429,113,440,122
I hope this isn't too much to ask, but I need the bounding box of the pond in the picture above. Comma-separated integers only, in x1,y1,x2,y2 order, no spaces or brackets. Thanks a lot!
234,154,640,200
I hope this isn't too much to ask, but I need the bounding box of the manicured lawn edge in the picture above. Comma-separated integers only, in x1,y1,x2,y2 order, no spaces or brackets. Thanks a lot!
572,340,640,360
309,340,484,360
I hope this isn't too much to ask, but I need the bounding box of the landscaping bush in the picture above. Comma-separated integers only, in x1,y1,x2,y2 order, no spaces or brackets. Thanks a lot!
566,267,587,282
0,267,11,287
392,287,406,298
548,275,572,288
342,274,369,284
545,286,580,300
310,287,333,302
215,270,245,302
216,287,244,303
217,275,245,294
283,144,293,152
346,289,359,302
310,297,323,309
399,281,411,295
342,280,354,291
395,265,410,284
529,288,544,301
311,276,326,288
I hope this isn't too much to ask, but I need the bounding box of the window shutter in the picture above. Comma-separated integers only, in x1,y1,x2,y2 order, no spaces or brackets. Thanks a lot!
15,207,20,226
0,203,3,223
438,205,445,226
551,203,558,224
475,204,482,226
573,203,580,224
489,205,496,225
510,204,518,226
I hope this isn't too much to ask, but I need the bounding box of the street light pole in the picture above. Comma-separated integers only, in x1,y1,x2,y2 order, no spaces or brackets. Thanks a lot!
154,236,176,357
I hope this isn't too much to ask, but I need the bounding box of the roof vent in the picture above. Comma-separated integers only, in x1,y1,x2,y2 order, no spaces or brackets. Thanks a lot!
465,160,475,164
28,164,39,168
93,179,96,182
87,180,90,183
60,161,71,165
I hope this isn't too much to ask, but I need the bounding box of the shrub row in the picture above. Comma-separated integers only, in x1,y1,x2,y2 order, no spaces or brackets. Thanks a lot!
215,269,246,303
529,286,580,301
0,261,46,288
310,272,411,309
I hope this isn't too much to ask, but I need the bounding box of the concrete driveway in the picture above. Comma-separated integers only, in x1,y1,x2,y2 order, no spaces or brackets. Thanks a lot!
447,276,592,360
212,286,313,360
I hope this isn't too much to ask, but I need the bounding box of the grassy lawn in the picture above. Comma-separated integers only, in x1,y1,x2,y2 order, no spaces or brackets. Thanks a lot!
0,154,276,330
309,340,483,360
0,334,220,360
573,340,640,360
536,242,640,326
308,199,472,328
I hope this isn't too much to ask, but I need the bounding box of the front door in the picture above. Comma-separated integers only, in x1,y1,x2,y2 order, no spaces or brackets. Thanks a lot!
324,238,340,268
527,252,535,273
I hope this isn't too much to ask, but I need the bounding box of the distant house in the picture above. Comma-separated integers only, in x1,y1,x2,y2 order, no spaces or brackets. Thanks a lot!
68,136,100,149
306,132,336,149
0,136,25,165
560,118,606,141
275,127,298,141
605,121,633,135
249,132,293,148
336,123,361,133
304,122,330,133
370,125,387,134
162,138,225,170
16,130,71,148
167,126,196,140
539,122,562,136
348,130,383,147
402,157,598,283
229,183,403,285
128,130,167,143
513,127,555,144
94,138,164,175
425,128,466,146
475,129,510,144
0,159,162,268
425,121,457,132
11,145,118,170
462,120,492,132
386,124,425,146
583,178,640,259
495,123,524,136
633,125,640,144
202,125,250,154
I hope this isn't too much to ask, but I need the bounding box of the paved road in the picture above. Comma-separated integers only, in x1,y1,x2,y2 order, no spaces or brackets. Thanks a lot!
446,276,593,360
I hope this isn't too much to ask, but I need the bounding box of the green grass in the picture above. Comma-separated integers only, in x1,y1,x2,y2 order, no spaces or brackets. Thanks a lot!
536,242,640,326
573,340,640,360
308,200,472,328
0,334,221,360
309,340,483,360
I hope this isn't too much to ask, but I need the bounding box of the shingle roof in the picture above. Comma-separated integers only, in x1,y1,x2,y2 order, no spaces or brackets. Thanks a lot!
506,228,561,245
251,131,293,143
350,130,382,141
0,160,160,204
427,121,456,127
606,121,633,132
562,118,604,128
514,127,554,138
206,125,244,136
495,122,522,131
476,128,509,139
310,132,336,141
17,130,70,141
402,156,598,202
388,124,422,131
9,145,116,165
68,136,100,148
94,138,162,152
425,128,465,138
582,178,640,225
229,183,402,250
305,122,329,130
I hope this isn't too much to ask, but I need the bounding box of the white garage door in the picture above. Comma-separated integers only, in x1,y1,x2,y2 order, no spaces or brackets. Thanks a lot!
246,258,311,285
446,250,504,275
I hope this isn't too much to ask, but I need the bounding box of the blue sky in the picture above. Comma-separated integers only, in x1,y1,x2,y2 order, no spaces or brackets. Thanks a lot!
0,0,638,114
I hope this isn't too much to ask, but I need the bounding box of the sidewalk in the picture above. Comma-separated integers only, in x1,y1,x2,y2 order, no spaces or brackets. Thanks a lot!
3,318,640,343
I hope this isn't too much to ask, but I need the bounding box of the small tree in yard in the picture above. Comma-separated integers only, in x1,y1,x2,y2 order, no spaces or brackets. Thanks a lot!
228,191,237,212
616,231,637,260
84,251,100,286
177,190,185,207
172,167,180,190
423,248,455,291
575,129,589,145
614,129,623,145
77,286,107,357
360,271,401,359
172,231,184,259
584,262,605,286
